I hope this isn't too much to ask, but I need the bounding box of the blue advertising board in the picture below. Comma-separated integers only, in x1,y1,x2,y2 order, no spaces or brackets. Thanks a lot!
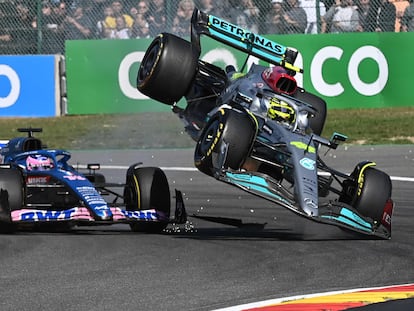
0,55,58,117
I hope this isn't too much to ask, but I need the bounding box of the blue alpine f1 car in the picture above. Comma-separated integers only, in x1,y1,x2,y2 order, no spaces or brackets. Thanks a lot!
0,128,186,233
137,9,394,239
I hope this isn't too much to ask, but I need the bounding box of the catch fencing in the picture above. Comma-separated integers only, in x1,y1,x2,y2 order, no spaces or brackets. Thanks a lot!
0,0,410,55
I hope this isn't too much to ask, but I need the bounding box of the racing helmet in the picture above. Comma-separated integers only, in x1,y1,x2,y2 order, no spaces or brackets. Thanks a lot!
262,66,297,95
267,97,296,124
26,155,54,171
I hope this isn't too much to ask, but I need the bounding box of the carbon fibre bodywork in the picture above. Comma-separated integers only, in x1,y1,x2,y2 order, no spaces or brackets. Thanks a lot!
137,9,393,239
0,128,186,232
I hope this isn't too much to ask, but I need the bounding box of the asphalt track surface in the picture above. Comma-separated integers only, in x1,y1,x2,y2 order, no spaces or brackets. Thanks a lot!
0,146,413,311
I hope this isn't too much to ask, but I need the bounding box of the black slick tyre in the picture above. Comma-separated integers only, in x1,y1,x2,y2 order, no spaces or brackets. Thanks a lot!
124,166,171,233
194,109,256,176
0,168,23,233
293,88,327,135
137,33,198,105
352,168,392,222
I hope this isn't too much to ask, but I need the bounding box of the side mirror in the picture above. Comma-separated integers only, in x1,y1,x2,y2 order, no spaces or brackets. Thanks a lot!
329,132,348,149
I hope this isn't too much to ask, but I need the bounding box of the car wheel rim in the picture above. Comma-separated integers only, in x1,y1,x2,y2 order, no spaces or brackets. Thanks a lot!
139,42,160,81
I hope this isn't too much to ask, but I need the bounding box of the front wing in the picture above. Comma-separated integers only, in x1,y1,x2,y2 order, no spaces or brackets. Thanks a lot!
3,189,188,229
11,207,168,225
220,170,392,239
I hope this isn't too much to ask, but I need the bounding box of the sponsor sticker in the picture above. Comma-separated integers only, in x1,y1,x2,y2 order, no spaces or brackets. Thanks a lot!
26,176,50,184
300,158,315,170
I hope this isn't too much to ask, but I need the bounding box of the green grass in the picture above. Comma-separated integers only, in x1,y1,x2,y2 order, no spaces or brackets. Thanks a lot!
322,107,414,145
1,107,413,149
0,113,194,150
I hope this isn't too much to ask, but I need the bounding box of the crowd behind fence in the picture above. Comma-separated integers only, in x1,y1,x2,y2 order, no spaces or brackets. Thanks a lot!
1,0,413,55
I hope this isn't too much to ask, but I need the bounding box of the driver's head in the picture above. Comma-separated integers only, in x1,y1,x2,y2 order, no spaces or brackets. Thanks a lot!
262,66,297,95
267,97,296,124
26,155,54,171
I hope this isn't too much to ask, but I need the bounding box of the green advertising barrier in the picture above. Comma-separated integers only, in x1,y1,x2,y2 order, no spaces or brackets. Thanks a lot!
65,32,413,114
66,38,166,114
287,32,413,109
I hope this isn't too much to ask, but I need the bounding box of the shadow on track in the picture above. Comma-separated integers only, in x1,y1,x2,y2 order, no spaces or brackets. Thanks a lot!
166,219,385,242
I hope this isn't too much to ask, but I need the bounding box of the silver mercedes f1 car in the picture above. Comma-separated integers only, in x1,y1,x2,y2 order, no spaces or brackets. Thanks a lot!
136,9,394,239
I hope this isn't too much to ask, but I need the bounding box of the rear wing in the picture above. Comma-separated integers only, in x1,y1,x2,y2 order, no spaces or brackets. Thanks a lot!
190,9,303,74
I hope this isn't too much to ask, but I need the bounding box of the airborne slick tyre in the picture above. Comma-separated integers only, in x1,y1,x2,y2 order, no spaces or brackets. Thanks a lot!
194,109,256,176
124,166,171,233
137,33,198,105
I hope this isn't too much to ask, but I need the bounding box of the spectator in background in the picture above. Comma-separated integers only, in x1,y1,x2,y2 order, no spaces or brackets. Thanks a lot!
321,0,359,33
228,0,260,32
197,0,214,13
283,0,308,33
301,0,326,33
0,6,12,47
172,0,195,37
197,0,224,16
130,0,149,17
228,2,249,30
13,1,36,53
242,0,261,33
62,5,93,40
355,0,372,31
130,0,151,21
401,0,414,30
197,0,226,17
131,1,151,38
105,1,134,34
393,0,409,31
321,0,338,31
84,0,108,38
96,5,115,38
147,0,167,36
322,0,337,10
113,15,131,38
52,1,67,26
0,32,11,44
264,0,286,34
366,0,396,31
90,0,108,14
38,1,62,31
33,1,65,53
65,0,79,10
15,1,36,29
